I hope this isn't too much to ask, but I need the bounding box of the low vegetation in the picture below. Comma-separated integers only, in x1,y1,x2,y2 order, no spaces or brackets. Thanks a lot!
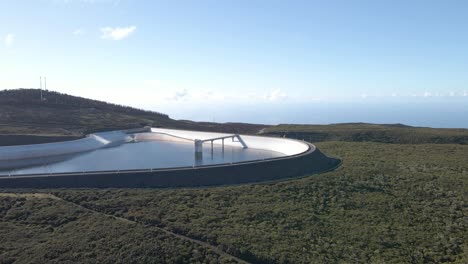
0,194,236,264
261,123,468,144
1,142,466,263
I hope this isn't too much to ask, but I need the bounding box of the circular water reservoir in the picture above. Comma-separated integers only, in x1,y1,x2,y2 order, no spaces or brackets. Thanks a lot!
0,128,341,188
0,140,285,176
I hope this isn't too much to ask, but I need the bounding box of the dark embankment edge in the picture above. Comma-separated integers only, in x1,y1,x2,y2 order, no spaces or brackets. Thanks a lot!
0,143,340,188
0,135,82,147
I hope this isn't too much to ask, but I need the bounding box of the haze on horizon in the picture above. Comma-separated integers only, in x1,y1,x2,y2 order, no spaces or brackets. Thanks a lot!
1,0,468,127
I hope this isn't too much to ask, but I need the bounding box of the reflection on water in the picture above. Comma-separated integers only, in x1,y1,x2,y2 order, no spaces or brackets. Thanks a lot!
0,141,285,176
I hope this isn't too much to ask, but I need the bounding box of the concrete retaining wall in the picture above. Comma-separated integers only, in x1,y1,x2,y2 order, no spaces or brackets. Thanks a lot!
0,131,131,169
0,142,340,188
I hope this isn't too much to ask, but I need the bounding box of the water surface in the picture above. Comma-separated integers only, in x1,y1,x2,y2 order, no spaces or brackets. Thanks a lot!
0,140,285,176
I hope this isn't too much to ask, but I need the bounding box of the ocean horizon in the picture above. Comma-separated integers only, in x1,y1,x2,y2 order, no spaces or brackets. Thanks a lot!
154,99,468,129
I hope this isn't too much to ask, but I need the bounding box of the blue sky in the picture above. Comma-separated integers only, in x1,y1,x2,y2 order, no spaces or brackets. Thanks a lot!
1,0,468,120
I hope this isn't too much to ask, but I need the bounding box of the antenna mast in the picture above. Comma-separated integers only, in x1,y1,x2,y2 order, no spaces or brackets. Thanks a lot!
39,76,43,101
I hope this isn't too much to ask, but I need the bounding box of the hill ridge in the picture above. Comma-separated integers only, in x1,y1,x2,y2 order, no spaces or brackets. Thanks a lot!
0,88,169,118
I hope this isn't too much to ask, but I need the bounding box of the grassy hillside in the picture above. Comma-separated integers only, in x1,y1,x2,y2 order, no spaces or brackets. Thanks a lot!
1,141,466,263
261,123,468,144
0,89,265,146
0,89,172,137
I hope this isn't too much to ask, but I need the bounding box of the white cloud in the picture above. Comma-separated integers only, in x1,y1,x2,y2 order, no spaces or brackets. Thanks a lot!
360,93,368,99
463,91,468,97
4,34,14,47
138,81,298,104
141,80,192,102
73,28,85,36
198,90,226,101
265,89,288,101
424,91,431,97
449,91,455,97
168,89,189,101
100,26,136,40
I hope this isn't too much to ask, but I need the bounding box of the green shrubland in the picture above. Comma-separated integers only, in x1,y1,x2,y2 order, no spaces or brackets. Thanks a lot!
24,142,466,263
0,194,235,264
262,123,468,144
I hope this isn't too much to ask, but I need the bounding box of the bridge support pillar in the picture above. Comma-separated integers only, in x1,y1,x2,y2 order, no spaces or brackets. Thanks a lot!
195,139,203,161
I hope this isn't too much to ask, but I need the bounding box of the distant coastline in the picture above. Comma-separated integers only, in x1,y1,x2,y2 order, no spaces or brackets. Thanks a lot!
159,100,468,129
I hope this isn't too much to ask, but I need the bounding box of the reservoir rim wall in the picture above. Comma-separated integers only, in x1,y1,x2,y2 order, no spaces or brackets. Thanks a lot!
0,139,313,179
0,140,340,188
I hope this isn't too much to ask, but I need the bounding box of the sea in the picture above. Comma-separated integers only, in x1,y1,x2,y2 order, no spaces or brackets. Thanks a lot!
155,98,468,129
